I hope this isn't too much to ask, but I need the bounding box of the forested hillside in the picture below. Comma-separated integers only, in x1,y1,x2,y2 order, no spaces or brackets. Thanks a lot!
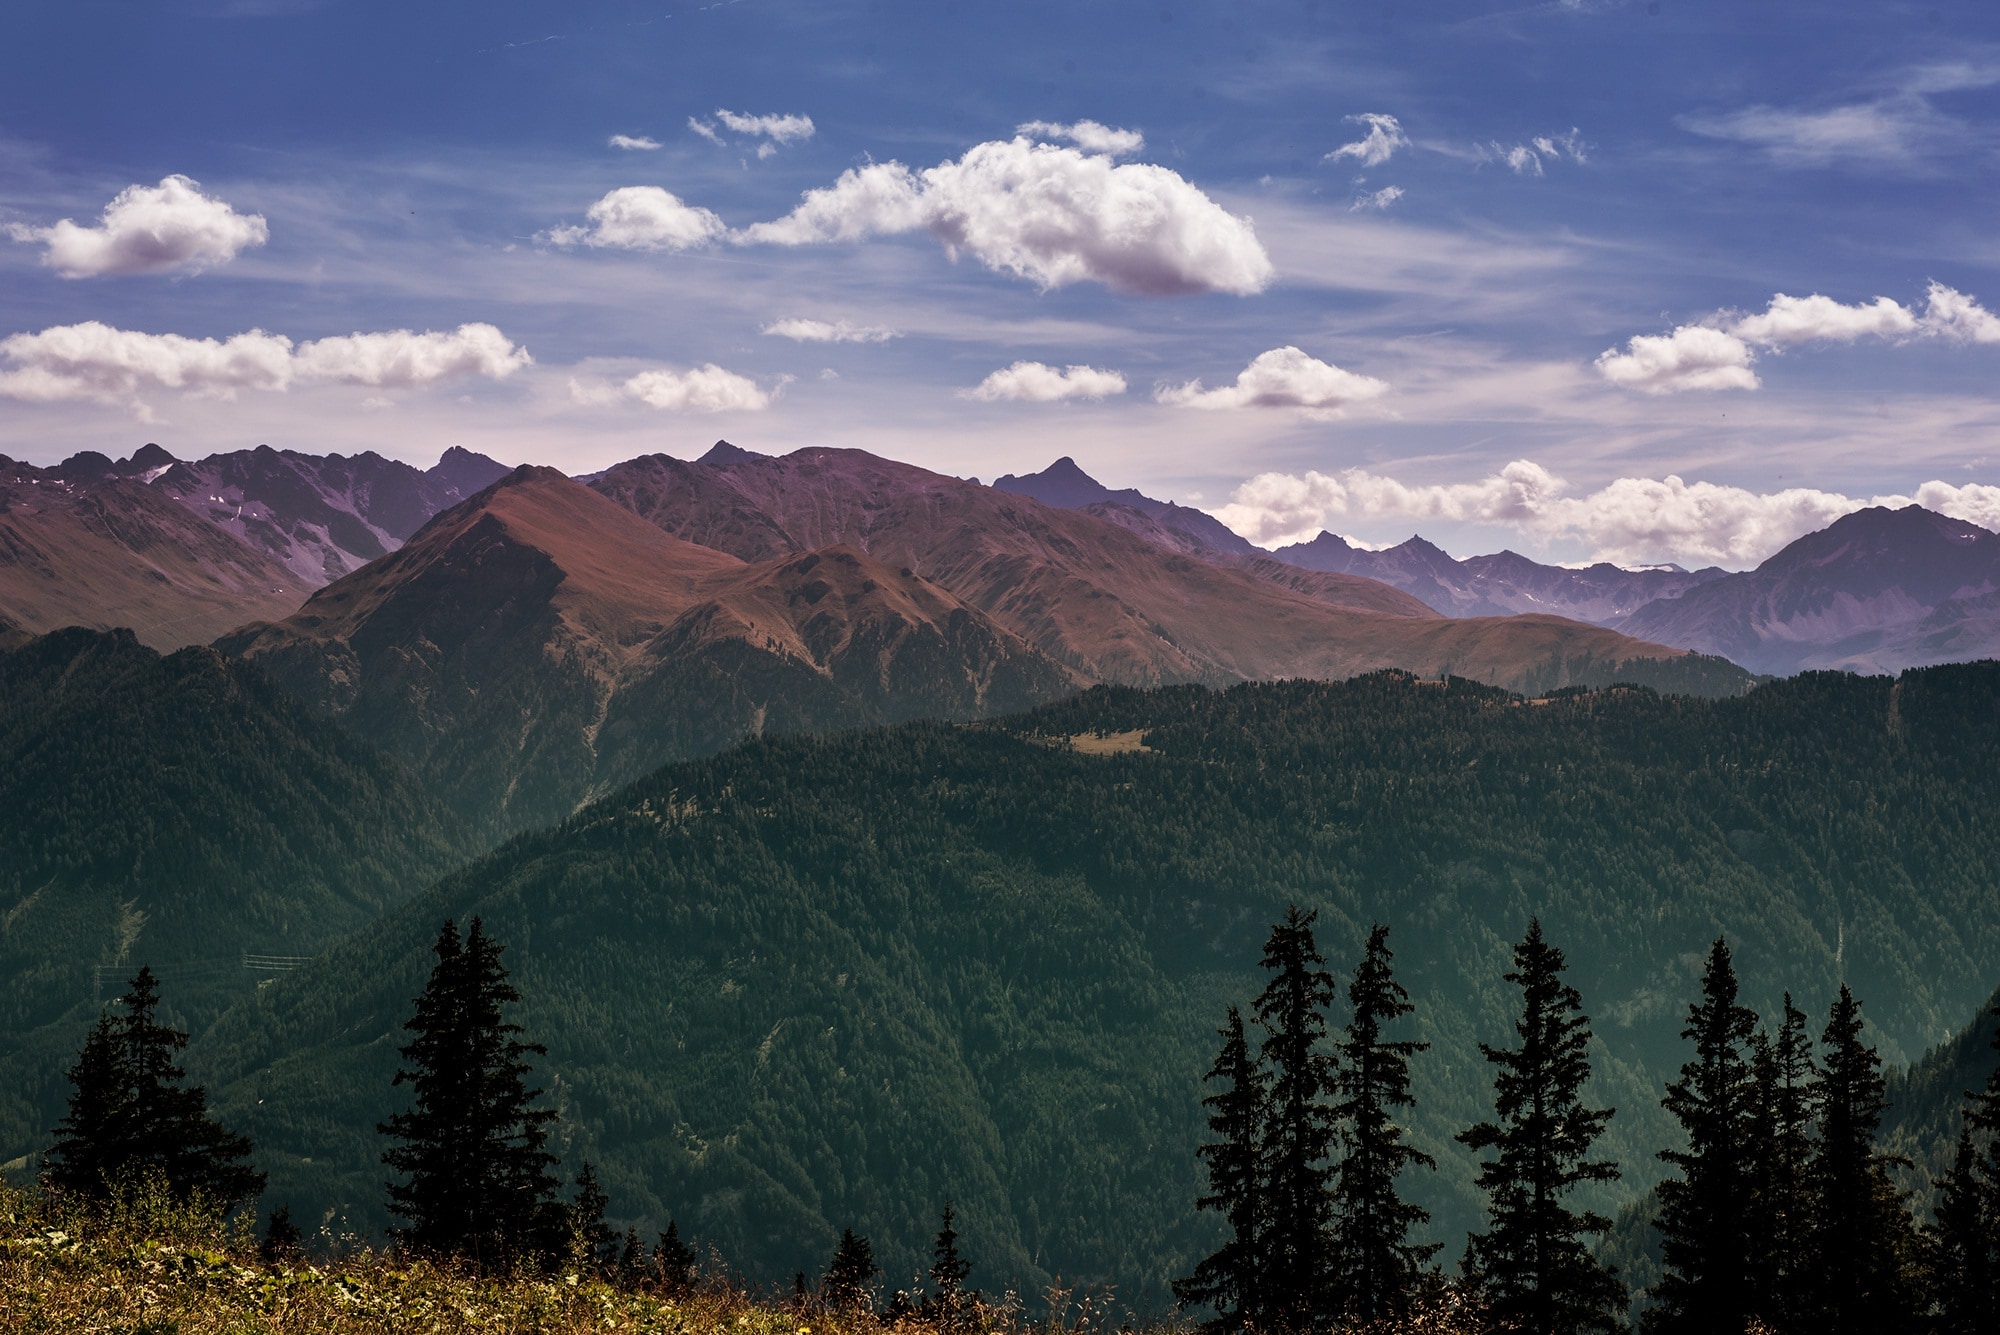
0,629,472,1171
184,664,2000,1305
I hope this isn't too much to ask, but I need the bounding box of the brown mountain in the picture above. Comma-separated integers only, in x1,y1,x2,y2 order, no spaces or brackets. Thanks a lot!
589,443,1744,693
219,466,1077,833
0,454,304,649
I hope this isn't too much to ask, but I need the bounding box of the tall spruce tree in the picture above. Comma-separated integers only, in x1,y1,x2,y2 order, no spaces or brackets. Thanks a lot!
1645,939,1761,1335
1458,920,1625,1335
1330,924,1438,1321
824,1228,880,1311
1743,994,1818,1332
1175,1005,1268,1331
924,1202,975,1328
653,1220,698,1297
1927,1127,1995,1335
379,918,562,1268
1253,905,1342,1333
569,1161,617,1275
1806,985,1918,1332
43,966,264,1208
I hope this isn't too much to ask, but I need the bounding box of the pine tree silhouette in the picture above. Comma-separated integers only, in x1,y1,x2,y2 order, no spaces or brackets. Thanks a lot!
569,1161,617,1276
653,1220,698,1298
1926,1126,1994,1335
1330,924,1437,1321
823,1228,880,1311
1744,993,1817,1330
43,966,263,1208
617,1228,649,1291
1458,920,1625,1335
1174,1005,1268,1332
924,1202,975,1329
379,918,562,1268
1806,985,1918,1332
261,1205,304,1263
1253,905,1341,1332
1645,938,1760,1335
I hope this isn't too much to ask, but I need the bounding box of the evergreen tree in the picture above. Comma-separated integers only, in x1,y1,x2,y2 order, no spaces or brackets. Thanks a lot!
1253,905,1342,1333
1806,985,1918,1332
42,967,263,1208
569,1161,617,1275
653,1220,698,1298
924,1202,975,1328
1458,920,1625,1335
261,1205,304,1263
1926,1126,1995,1335
379,918,562,1268
617,1228,649,1291
1174,1005,1267,1331
1330,924,1438,1321
1644,939,1759,1335
1744,994,1818,1332
823,1228,880,1311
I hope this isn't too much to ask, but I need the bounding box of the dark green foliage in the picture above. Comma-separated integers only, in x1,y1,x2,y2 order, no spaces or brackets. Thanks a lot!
190,667,2000,1300
618,1228,649,1291
653,1221,697,1298
0,628,469,1168
1331,925,1438,1321
1174,1006,1266,1331
1253,907,1342,1331
824,1228,880,1311
1459,921,1626,1335
1745,994,1817,1330
570,1162,617,1275
1925,1127,1994,1334
1645,940,1759,1335
1806,987,1919,1332
43,966,263,1209
922,1203,975,1328
262,1205,303,1262
378,919,561,1268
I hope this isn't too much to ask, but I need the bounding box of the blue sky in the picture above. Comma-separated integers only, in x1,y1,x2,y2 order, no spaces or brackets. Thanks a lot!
3,0,1999,566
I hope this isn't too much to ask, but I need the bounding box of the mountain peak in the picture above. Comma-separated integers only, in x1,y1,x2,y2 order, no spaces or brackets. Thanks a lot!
993,457,1120,508
700,440,766,467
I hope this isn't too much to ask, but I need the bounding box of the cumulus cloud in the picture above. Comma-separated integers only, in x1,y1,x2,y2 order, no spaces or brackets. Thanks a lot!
5,175,268,278
0,320,528,409
760,317,899,343
1325,114,1409,168
542,186,726,251
1210,459,1987,567
609,134,662,150
733,135,1273,295
1017,119,1146,156
1598,283,2000,392
619,365,775,412
1156,346,1388,413
1595,326,1760,394
961,361,1127,402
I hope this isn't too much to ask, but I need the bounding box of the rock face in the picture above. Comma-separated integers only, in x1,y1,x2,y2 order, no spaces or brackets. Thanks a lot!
1617,505,2000,675
589,444,1719,693
0,455,304,649
220,466,1080,834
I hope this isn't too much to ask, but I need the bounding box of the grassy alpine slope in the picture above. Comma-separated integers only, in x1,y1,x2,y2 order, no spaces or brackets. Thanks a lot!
183,665,2000,1306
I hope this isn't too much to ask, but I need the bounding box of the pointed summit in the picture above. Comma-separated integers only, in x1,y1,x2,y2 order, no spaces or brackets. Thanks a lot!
700,440,766,467
993,456,1121,508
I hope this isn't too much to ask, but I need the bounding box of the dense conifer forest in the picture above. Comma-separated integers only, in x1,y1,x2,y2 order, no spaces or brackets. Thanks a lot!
138,662,2000,1308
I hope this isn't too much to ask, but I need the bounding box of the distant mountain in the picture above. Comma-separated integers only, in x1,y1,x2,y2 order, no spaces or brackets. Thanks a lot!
192,664,2000,1299
0,454,304,649
1618,505,2000,675
591,444,1739,697
992,455,1257,556
0,626,469,1168
219,466,1078,834
152,442,511,585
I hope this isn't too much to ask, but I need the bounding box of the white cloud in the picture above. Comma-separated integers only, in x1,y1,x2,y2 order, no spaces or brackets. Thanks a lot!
1017,119,1146,156
1594,325,1759,394
1156,346,1388,413
622,364,774,412
1211,459,1960,567
0,320,528,409
1920,282,2000,344
1732,292,1918,345
1679,102,1925,166
688,117,726,146
760,317,899,343
1325,113,1409,168
734,136,1273,296
542,186,727,251
713,109,816,144
961,361,1127,402
1351,185,1404,212
1485,129,1587,176
292,324,532,387
5,175,268,278
609,134,663,151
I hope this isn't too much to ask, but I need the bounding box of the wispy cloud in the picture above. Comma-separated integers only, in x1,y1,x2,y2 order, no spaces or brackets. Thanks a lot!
1015,120,1145,156
1325,113,1409,168
608,134,662,151
761,317,899,343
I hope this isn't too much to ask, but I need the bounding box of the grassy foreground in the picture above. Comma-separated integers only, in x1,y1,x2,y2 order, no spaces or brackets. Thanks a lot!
0,1183,1493,1335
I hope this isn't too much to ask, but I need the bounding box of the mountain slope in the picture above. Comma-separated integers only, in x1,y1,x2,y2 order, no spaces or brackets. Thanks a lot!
0,456,305,649
220,467,1078,833
1618,505,2000,675
590,445,1743,695
0,627,470,1168
993,455,1257,556
190,664,2000,1300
